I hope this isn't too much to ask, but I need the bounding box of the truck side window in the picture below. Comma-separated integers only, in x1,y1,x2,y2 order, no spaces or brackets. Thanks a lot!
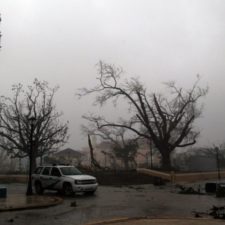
34,167,43,174
42,167,51,175
51,167,61,177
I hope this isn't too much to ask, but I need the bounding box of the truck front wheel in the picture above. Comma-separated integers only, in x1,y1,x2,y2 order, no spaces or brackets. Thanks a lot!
62,183,74,196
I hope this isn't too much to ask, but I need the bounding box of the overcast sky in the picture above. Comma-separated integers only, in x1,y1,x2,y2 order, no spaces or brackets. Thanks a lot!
0,0,225,150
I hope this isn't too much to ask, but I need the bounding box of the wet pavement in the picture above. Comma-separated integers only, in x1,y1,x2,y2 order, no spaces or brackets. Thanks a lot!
0,183,224,225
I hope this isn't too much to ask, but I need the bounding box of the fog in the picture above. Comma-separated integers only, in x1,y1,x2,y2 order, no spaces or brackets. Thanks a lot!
0,0,225,150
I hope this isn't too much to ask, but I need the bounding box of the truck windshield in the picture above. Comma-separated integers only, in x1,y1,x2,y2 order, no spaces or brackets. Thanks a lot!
60,167,82,175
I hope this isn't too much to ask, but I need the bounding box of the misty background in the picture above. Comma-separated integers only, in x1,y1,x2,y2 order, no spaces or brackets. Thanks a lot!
0,0,225,150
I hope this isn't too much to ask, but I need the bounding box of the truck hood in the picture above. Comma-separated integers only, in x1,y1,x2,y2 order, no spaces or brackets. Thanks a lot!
66,175,96,180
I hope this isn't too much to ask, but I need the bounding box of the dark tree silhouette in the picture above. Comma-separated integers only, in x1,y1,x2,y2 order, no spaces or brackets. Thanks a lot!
78,61,208,170
0,79,69,171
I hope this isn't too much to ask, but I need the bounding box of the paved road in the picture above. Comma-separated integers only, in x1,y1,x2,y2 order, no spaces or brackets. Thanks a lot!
0,183,224,225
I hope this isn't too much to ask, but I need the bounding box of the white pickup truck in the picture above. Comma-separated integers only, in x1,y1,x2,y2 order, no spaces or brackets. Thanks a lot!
32,165,98,196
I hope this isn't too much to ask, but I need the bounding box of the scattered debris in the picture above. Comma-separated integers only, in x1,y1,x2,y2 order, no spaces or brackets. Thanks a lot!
205,182,217,193
177,184,203,195
205,182,225,197
191,210,207,218
70,201,77,207
7,218,14,223
127,186,144,191
209,205,225,219
194,212,202,218
193,205,225,220
216,185,225,197
153,177,166,186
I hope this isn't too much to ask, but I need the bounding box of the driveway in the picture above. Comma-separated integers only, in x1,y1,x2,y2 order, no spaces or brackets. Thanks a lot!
0,183,224,225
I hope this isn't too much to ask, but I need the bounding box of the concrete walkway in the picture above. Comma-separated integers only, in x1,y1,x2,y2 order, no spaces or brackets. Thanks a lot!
0,194,63,211
137,168,225,183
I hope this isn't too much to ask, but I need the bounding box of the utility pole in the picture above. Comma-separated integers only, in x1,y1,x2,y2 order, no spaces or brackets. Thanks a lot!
216,147,221,181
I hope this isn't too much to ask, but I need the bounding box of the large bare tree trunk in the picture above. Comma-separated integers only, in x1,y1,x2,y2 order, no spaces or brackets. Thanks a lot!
161,150,171,171
88,134,102,170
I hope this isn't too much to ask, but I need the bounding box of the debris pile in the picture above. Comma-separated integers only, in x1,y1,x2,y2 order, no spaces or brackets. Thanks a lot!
209,206,225,219
193,205,225,220
216,185,225,197
177,184,202,195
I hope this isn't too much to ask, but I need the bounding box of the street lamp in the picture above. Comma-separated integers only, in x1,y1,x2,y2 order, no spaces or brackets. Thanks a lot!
26,116,36,196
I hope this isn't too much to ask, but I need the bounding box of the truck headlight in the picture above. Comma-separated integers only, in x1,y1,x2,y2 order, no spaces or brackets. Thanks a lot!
75,180,82,184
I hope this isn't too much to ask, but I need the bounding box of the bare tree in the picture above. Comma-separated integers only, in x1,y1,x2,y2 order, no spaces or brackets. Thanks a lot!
78,61,208,170
112,139,138,170
0,79,69,171
83,124,139,170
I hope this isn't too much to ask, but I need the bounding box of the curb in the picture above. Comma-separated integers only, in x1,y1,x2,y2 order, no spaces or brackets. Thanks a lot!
0,196,63,212
84,217,130,225
83,217,224,225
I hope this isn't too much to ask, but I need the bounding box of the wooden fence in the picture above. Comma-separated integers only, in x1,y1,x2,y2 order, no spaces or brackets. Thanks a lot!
137,168,225,183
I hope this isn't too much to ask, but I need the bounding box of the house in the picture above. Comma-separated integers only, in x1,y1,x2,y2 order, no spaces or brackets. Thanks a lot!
44,148,86,166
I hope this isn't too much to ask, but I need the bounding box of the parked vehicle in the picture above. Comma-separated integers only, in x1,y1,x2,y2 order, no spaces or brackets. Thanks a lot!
32,165,98,196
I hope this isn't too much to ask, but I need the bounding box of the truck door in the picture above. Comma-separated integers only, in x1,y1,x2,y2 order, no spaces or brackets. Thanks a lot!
49,167,62,190
40,167,51,188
